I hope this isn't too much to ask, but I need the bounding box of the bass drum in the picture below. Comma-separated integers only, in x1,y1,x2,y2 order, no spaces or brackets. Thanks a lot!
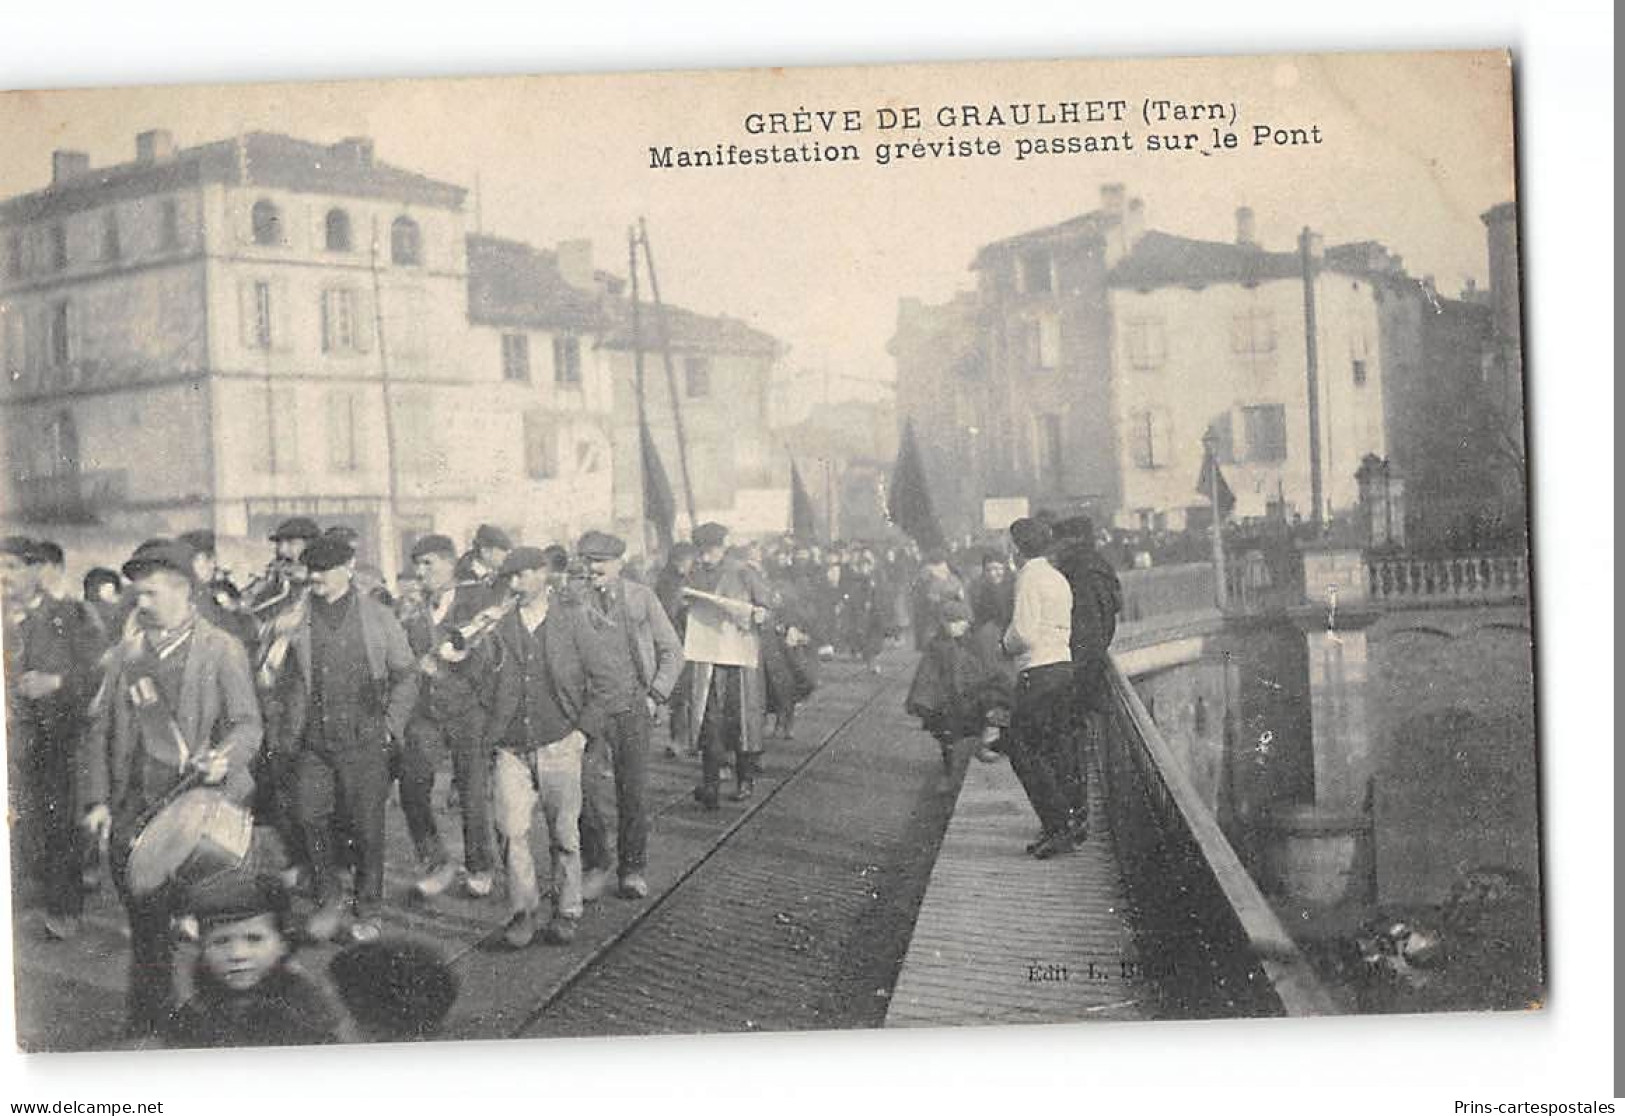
125,788,256,900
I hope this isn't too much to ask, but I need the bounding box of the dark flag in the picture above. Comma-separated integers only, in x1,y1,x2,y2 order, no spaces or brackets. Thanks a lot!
641,419,676,550
790,459,819,541
1196,446,1237,520
887,419,946,551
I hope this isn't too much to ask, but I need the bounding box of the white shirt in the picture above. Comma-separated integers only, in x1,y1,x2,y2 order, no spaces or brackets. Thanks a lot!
1004,556,1072,671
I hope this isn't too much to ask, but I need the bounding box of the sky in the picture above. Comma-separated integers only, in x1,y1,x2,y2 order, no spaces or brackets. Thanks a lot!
0,51,1516,397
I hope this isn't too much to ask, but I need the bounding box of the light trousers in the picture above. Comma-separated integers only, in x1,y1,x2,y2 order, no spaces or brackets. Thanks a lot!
492,737,585,920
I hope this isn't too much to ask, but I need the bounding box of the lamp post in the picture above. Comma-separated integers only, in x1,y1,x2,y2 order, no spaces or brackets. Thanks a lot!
1203,427,1229,610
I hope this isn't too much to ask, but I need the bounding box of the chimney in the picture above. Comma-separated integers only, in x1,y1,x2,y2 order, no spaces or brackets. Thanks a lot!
135,129,175,163
1099,182,1126,217
330,136,375,167
1235,206,1257,247
556,239,594,290
1124,197,1146,250
51,150,90,184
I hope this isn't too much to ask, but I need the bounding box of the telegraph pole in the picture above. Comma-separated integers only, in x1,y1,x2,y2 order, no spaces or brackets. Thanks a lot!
369,217,401,585
1299,226,1325,532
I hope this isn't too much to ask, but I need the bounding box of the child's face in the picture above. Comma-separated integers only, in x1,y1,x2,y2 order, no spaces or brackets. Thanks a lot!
201,912,287,991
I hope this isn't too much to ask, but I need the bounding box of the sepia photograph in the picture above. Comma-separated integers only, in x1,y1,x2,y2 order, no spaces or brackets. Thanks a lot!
0,37,1562,1076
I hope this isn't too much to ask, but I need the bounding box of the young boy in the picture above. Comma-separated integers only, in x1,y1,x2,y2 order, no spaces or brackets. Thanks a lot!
904,599,1013,791
163,872,351,1049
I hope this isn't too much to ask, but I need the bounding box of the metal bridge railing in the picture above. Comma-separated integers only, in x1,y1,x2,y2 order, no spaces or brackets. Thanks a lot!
1099,659,1338,1018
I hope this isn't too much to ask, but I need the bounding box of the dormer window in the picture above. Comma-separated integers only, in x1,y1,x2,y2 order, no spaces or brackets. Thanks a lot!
325,209,352,253
251,200,282,246
390,216,421,266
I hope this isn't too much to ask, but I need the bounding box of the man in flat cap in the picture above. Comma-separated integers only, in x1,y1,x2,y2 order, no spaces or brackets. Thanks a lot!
480,546,621,947
400,533,499,900
1050,515,1121,825
1000,517,1083,860
576,530,683,900
244,517,321,631
262,533,417,944
79,539,263,1035
178,529,258,654
683,523,774,808
4,535,98,941
455,524,513,592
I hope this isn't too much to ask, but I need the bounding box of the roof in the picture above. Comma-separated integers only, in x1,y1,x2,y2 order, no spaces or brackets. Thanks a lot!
600,297,782,357
971,212,1107,270
466,235,608,333
1108,230,1419,290
0,132,467,224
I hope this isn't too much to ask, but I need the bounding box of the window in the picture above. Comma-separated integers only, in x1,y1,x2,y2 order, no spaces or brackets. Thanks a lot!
685,356,711,398
1037,412,1064,483
1125,316,1168,371
553,335,582,387
325,209,352,253
1230,307,1276,373
1027,313,1061,371
101,210,121,262
253,387,301,474
1129,408,1171,470
393,396,437,475
47,300,71,367
1019,248,1052,295
49,224,67,271
3,309,24,384
159,199,181,249
320,288,365,353
523,410,558,479
390,217,421,266
1242,403,1288,462
501,333,530,381
327,391,360,472
5,232,20,278
248,281,273,349
251,200,282,246
1352,358,1368,386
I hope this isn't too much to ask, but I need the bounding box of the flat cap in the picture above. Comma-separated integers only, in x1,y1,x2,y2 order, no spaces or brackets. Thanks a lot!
184,871,290,928
472,524,513,550
178,529,217,556
498,546,549,576
323,525,360,544
328,937,458,1040
302,534,356,573
410,534,458,563
540,544,570,573
269,516,321,542
121,539,196,582
692,521,729,548
1054,515,1095,541
576,530,626,560
1009,517,1054,559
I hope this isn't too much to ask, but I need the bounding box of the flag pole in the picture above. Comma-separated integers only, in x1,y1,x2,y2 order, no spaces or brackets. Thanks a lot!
628,226,650,564
1203,428,1229,611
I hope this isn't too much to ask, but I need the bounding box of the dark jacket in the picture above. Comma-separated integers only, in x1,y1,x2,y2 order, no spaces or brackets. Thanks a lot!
1052,542,1122,658
163,961,348,1049
402,585,494,723
6,595,97,747
80,614,263,813
582,578,685,706
481,597,621,750
905,624,1013,741
267,590,418,755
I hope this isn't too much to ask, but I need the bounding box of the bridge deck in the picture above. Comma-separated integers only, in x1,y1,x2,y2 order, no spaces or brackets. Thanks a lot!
885,747,1150,1028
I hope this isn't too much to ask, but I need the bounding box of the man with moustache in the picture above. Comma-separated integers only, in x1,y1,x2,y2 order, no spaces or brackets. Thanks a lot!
78,539,263,1035
267,534,417,944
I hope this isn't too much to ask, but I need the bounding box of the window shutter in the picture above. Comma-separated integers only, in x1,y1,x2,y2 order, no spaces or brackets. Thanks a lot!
273,278,293,352
271,387,301,473
238,280,258,349
320,290,334,353
354,288,373,353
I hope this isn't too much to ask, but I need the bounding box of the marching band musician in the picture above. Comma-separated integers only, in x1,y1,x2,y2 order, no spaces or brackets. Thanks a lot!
400,534,499,900
247,517,321,617
264,533,417,945
454,523,513,591
480,546,620,948
178,530,259,654
575,530,683,902
3,536,98,943
77,539,263,1037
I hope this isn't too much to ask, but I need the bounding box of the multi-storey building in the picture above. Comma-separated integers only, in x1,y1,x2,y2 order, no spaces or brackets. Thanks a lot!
602,301,787,546
1,130,471,579
892,185,1471,538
